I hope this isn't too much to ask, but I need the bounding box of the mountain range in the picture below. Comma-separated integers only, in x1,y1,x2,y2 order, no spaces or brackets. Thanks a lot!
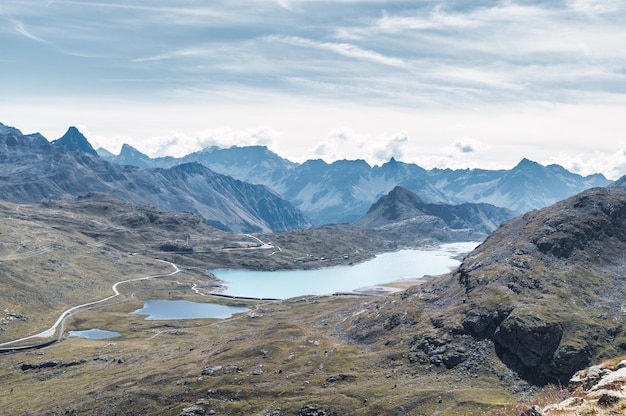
1,121,622,239
0,123,309,233
98,137,612,225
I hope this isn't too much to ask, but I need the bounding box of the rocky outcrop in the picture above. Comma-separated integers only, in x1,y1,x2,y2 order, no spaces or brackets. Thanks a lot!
534,359,626,415
297,406,338,416
452,187,626,384
179,405,206,416
20,359,87,371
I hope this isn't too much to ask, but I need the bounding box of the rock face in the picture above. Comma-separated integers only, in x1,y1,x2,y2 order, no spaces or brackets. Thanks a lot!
0,127,310,233
342,186,626,388
455,187,626,384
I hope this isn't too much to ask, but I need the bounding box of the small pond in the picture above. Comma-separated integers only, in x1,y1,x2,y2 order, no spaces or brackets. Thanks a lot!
68,328,121,339
211,242,479,299
131,300,249,320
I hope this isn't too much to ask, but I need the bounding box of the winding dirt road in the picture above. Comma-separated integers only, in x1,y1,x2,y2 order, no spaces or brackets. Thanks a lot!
0,260,179,350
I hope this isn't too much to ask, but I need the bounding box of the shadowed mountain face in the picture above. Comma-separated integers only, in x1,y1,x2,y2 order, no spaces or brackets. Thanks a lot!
355,185,516,234
0,125,310,233
100,143,611,225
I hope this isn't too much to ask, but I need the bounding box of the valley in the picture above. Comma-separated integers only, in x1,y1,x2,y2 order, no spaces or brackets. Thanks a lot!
2,122,626,415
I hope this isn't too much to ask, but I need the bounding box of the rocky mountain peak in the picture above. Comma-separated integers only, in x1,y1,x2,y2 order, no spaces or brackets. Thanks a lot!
513,157,543,171
51,126,98,156
117,143,151,164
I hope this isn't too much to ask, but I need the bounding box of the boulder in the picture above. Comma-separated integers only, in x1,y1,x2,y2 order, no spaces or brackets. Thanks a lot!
179,405,205,416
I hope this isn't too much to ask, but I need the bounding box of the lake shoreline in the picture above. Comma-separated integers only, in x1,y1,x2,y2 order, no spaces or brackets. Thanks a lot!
210,242,480,300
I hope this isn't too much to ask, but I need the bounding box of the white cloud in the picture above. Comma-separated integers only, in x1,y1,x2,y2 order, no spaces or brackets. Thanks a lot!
568,0,623,15
138,126,281,158
266,35,407,67
13,20,45,42
308,128,410,165
546,148,626,180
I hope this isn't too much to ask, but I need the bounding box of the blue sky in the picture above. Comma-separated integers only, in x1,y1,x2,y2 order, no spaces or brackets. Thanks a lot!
1,0,626,178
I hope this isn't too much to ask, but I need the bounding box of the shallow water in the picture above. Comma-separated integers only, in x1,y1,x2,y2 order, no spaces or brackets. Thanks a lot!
68,328,121,339
131,299,249,320
211,242,479,299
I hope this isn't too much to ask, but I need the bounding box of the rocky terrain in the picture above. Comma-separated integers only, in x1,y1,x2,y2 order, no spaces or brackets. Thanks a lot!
539,356,626,415
1,120,625,414
452,186,626,384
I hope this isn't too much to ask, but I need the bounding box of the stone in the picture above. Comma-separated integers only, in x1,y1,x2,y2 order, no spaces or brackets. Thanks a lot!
297,406,338,416
597,393,620,407
179,405,205,416
201,366,222,376
518,405,545,416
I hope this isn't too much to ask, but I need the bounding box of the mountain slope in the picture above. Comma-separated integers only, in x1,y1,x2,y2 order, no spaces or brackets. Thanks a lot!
355,185,516,234
453,186,626,383
0,127,309,233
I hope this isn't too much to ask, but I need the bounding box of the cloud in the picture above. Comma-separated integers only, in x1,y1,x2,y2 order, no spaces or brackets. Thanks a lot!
454,139,474,153
374,134,409,162
13,20,45,42
546,147,626,180
266,35,406,67
138,126,280,158
309,129,410,165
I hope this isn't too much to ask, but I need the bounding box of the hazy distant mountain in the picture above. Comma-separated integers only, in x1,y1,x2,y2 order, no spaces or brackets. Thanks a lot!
612,175,626,187
0,125,310,233
98,143,177,169
51,126,98,156
355,186,516,235
100,143,611,225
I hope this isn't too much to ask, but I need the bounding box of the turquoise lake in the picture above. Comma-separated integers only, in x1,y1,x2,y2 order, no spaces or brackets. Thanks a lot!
211,242,479,299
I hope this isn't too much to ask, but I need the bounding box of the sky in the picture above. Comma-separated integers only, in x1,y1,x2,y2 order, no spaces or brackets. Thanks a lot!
1,0,626,179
